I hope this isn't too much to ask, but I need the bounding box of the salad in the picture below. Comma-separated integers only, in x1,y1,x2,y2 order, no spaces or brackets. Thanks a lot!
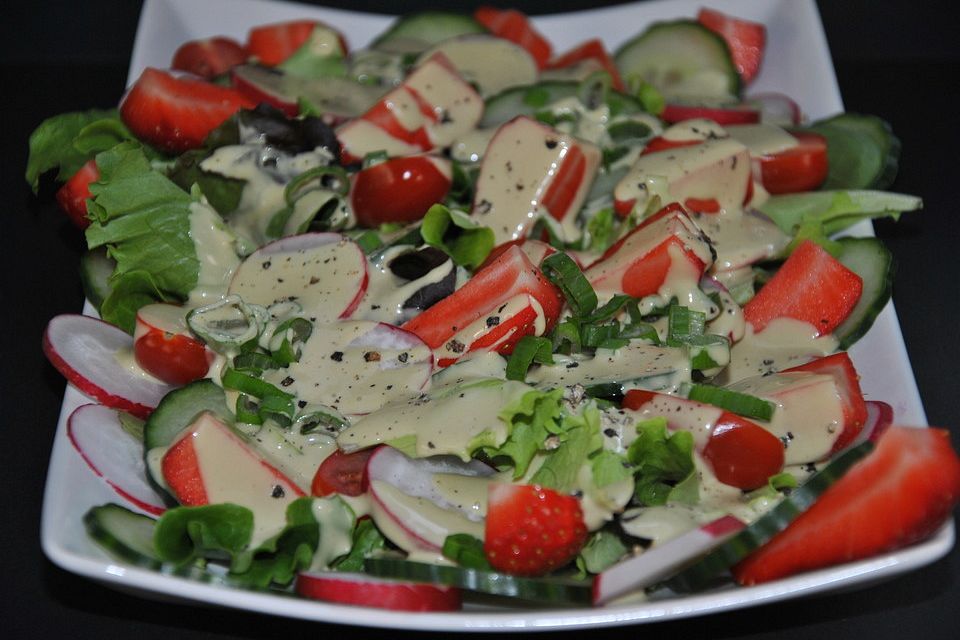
29,1,960,614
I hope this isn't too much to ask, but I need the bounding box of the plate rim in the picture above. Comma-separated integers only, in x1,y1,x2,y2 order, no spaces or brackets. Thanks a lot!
41,0,945,631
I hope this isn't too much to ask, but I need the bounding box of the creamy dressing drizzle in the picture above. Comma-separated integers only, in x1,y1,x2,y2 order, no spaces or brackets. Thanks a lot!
720,318,840,383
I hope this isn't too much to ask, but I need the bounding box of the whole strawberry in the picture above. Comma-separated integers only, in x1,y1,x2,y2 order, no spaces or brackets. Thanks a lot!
484,483,588,576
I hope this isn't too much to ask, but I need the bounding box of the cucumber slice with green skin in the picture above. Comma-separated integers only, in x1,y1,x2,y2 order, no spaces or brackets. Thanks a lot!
664,440,875,593
481,81,647,128
834,237,894,350
370,12,487,54
84,503,161,569
79,247,116,311
143,379,232,451
364,558,593,605
614,20,741,103
807,114,901,190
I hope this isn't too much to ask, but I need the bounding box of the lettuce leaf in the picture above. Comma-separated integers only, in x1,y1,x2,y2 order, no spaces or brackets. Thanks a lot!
530,403,603,492
25,109,126,191
153,498,324,589
421,203,495,269
494,388,565,478
757,190,921,241
84,143,201,331
627,417,698,506
577,529,628,574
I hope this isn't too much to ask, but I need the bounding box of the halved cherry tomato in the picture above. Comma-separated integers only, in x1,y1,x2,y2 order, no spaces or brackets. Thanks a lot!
134,330,211,386
547,39,625,91
247,20,347,66
311,448,378,497
757,131,829,194
697,8,767,85
474,7,552,69
703,412,785,490
743,239,862,335
783,352,868,453
171,37,247,79
56,159,99,229
660,103,760,125
351,156,451,227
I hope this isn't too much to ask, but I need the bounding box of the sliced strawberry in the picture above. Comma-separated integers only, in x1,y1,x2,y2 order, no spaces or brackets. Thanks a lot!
171,37,248,79
55,159,99,229
697,8,767,85
474,7,552,69
547,39,625,91
120,68,255,153
733,426,960,585
484,483,587,576
247,20,347,66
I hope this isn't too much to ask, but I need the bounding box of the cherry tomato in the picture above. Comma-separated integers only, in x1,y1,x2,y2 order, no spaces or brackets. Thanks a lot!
171,37,247,79
351,156,452,227
134,329,212,386
311,448,378,497
55,159,99,229
703,412,785,490
757,131,829,194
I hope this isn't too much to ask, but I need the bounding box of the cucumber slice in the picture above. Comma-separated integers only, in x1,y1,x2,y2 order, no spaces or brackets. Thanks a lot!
481,81,646,128
808,114,901,190
614,21,741,102
143,379,232,451
834,237,894,349
84,503,161,569
371,12,487,54
79,247,116,311
364,558,592,604
664,440,874,592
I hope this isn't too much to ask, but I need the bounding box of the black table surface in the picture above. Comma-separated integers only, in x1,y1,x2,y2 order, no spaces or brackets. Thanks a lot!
3,1,959,638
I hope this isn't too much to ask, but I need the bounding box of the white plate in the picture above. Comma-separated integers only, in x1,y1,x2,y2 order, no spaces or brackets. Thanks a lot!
41,0,953,631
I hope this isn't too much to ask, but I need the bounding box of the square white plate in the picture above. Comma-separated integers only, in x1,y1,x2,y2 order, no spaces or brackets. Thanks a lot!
41,0,953,631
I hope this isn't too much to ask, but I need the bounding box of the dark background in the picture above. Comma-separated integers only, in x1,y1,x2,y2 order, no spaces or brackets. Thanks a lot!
3,1,959,638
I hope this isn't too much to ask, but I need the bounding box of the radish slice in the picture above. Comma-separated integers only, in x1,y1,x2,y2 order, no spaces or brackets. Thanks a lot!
745,92,803,126
847,400,894,450
295,571,462,611
366,446,494,553
229,233,368,323
43,314,175,418
264,321,433,416
592,515,745,605
67,403,167,516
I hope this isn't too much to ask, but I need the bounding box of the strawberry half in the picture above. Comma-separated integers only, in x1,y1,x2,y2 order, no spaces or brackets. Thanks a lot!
484,483,587,576
697,8,767,85
171,37,248,79
120,68,255,153
733,426,960,585
55,159,99,229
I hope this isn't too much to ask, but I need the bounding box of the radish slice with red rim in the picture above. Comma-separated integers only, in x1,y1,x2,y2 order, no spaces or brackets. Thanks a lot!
295,570,462,611
366,446,494,553
229,232,368,323
43,314,175,418
263,321,433,416
846,400,894,450
744,92,803,126
593,515,745,605
68,403,167,516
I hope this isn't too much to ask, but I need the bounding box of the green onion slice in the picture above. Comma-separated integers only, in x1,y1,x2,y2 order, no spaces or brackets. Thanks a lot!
541,252,598,317
685,383,776,421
